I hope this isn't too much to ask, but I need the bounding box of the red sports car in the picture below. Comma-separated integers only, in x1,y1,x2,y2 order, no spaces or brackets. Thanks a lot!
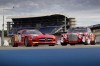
11,29,57,47
60,27,96,46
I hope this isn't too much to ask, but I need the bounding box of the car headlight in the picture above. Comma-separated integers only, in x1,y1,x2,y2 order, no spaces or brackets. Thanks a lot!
78,34,82,38
63,35,67,38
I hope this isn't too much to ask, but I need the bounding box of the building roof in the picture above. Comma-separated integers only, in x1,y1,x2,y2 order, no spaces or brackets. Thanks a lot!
7,14,66,19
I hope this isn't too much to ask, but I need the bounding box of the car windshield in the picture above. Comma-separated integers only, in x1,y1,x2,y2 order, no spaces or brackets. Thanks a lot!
24,30,42,34
67,28,87,33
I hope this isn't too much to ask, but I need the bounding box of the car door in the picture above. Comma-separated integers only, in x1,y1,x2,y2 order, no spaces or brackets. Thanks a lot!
21,30,26,44
17,31,22,43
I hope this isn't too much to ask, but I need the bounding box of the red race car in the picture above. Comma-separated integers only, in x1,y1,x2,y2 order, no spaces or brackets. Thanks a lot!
11,29,57,47
60,27,96,46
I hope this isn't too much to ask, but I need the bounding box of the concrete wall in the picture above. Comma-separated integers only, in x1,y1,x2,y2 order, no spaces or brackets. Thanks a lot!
96,35,100,43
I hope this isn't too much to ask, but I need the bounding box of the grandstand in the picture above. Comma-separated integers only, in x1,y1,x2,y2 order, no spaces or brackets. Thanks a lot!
7,14,76,36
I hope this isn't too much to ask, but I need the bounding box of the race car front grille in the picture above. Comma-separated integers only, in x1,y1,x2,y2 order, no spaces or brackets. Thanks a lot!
39,38,53,42
68,34,78,41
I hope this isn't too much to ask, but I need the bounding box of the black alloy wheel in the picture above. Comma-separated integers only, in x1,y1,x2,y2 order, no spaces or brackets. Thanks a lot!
24,37,32,47
61,42,67,46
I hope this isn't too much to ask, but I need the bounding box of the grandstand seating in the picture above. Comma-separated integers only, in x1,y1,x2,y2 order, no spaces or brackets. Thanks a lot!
7,14,70,36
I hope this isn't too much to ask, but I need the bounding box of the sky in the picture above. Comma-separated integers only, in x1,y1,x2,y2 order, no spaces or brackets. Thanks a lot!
0,0,100,30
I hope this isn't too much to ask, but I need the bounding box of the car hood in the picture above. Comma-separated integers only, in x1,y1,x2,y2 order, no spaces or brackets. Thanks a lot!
67,32,89,35
30,34,55,38
63,32,89,35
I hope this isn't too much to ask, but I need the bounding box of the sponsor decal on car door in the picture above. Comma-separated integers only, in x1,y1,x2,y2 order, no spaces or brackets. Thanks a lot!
15,35,21,42
18,35,21,42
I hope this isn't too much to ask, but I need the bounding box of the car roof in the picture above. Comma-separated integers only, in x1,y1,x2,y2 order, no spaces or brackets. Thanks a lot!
17,29,39,33
18,29,38,31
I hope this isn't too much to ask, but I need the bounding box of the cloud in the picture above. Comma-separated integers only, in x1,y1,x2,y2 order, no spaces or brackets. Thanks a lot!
0,0,100,30
0,0,100,12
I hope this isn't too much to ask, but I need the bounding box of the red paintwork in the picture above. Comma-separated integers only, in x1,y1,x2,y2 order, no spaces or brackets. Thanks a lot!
61,32,95,44
12,29,57,46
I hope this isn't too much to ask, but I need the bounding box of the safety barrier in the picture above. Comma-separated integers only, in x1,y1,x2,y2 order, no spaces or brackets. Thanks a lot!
96,35,100,43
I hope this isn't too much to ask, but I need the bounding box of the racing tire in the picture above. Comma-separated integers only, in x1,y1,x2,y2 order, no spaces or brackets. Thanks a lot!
49,44,55,46
70,44,75,46
84,41,89,45
24,37,32,47
90,41,96,45
11,37,18,47
61,42,67,46
84,42,88,45
33,44,38,47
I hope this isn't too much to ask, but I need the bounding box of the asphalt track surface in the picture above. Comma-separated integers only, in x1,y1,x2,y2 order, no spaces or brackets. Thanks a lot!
0,44,100,66
0,44,100,50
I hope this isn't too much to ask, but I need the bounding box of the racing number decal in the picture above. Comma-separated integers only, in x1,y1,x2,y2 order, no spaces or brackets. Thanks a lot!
15,35,18,41
15,35,21,42
18,35,21,42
